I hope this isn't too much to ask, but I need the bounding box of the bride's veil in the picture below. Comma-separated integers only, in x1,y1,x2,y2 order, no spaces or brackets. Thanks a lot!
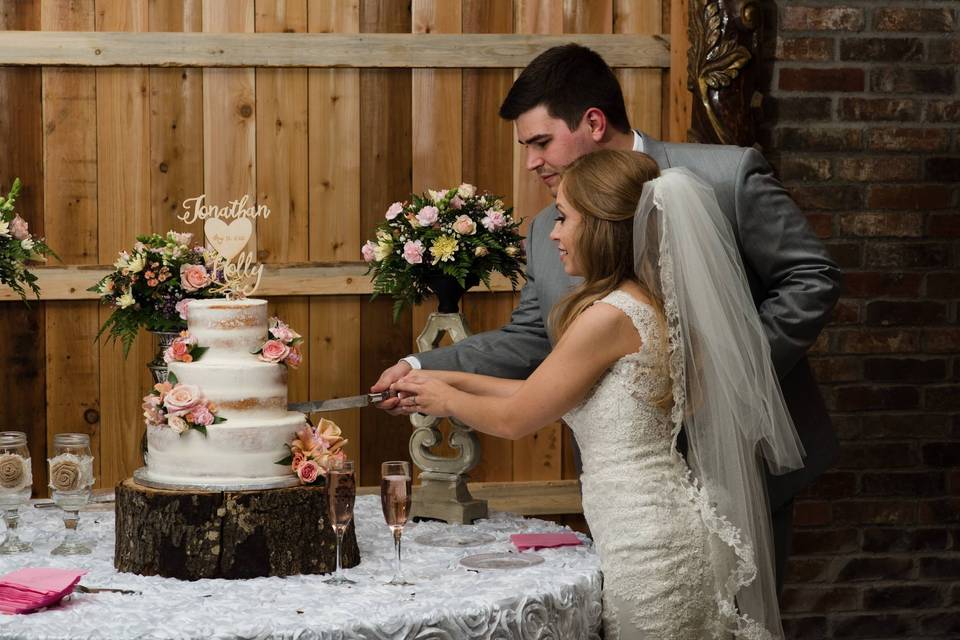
633,168,805,638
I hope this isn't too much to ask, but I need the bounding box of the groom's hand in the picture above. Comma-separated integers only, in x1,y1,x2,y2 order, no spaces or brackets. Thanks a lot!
372,361,414,415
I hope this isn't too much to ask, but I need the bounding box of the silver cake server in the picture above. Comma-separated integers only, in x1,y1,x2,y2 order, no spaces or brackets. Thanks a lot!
289,390,396,414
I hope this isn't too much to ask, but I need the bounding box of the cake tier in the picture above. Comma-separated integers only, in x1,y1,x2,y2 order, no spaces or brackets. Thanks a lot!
168,360,288,420
144,413,304,483
186,298,267,360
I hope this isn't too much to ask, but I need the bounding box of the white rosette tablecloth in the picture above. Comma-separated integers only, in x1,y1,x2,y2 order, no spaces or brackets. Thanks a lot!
0,496,602,639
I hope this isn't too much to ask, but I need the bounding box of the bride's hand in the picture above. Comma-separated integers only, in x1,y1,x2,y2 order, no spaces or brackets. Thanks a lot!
391,373,454,417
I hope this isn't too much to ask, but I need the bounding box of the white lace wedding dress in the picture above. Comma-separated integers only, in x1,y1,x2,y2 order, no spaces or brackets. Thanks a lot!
564,290,728,639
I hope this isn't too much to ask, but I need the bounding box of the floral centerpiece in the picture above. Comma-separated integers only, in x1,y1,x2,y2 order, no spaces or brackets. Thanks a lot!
141,373,225,437
89,231,219,356
277,417,348,485
362,183,525,319
0,178,56,302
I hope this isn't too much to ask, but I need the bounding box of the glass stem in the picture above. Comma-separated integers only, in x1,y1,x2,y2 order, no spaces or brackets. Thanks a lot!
3,508,20,543
393,527,403,581
63,509,80,543
334,527,344,576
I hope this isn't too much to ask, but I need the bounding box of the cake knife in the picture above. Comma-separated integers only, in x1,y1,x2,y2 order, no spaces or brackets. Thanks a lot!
289,390,396,413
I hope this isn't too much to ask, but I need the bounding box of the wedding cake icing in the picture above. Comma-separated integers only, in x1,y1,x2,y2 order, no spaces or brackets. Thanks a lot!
141,298,304,490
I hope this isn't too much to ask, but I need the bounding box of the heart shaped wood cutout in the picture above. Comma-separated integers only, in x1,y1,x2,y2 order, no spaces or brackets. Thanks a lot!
204,217,252,261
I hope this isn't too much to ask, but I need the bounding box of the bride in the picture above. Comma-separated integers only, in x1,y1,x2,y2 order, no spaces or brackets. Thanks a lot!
392,150,804,639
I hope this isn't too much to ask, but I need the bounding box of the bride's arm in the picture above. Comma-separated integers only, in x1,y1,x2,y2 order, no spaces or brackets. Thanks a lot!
394,303,639,440
415,370,522,398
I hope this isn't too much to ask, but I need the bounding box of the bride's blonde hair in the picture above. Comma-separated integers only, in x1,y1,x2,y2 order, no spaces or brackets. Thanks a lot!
548,150,672,409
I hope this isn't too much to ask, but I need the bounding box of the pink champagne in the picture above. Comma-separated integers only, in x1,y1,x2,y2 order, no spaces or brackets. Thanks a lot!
380,474,411,528
328,471,356,530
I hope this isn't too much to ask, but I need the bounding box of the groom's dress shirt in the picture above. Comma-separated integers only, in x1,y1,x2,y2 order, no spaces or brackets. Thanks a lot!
409,133,841,508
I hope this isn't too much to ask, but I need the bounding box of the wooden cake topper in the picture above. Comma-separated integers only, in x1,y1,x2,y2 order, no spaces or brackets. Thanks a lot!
179,194,268,299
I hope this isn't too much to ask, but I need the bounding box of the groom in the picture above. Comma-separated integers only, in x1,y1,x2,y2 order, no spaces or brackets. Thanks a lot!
373,44,841,592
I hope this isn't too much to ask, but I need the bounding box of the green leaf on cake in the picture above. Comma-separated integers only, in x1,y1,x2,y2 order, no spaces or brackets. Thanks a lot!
167,371,179,385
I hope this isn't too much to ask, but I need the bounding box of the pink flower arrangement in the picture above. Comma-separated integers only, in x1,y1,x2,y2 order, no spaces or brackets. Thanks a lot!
142,373,224,436
254,316,303,368
362,183,525,319
277,417,348,485
163,330,208,364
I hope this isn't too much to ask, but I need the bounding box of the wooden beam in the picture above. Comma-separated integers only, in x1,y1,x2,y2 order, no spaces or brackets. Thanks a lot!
358,479,583,516
0,31,669,68
0,264,521,301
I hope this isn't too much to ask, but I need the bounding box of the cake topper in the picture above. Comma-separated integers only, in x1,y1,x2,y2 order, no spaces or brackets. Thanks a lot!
179,194,268,299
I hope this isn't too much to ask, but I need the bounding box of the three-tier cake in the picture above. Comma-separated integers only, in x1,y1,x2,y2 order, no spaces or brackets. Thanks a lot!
135,298,304,490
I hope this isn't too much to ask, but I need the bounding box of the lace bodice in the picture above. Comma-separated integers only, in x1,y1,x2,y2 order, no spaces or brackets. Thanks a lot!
563,290,673,476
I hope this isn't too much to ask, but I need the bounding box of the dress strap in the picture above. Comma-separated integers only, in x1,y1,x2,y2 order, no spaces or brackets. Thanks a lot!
594,290,659,350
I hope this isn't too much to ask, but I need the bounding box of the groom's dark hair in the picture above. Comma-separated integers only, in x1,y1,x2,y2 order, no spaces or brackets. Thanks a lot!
499,44,631,133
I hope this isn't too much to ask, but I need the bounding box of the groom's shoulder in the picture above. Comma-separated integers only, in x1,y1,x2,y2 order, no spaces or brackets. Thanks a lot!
662,140,750,166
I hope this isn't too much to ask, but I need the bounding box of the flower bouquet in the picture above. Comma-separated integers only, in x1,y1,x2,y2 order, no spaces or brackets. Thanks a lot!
277,417,348,485
362,183,525,319
89,231,219,356
0,178,56,302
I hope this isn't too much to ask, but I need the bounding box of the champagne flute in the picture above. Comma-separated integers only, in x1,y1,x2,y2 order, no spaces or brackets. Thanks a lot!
0,432,33,554
380,461,412,586
323,460,356,585
48,433,94,556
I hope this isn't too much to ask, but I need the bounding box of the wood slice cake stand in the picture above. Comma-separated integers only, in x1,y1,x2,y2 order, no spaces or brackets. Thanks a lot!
115,476,359,580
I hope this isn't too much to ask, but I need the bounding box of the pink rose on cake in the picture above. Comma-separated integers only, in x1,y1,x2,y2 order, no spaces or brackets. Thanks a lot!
187,405,215,427
291,450,305,472
163,331,207,364
297,459,320,484
162,383,203,417
259,339,290,363
180,264,211,292
255,316,303,368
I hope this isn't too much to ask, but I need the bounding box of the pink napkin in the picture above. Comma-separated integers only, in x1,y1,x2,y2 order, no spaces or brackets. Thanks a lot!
0,568,86,614
511,532,583,551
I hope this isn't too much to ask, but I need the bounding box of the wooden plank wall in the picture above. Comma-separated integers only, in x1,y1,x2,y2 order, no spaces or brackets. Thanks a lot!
0,0,671,495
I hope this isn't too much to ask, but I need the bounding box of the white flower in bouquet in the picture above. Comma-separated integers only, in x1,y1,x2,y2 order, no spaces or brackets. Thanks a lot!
127,252,145,274
457,183,477,199
116,289,135,309
0,219,9,238
19,238,34,252
113,251,131,271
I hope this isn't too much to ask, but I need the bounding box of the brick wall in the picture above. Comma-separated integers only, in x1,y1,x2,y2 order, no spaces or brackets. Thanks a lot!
758,2,959,638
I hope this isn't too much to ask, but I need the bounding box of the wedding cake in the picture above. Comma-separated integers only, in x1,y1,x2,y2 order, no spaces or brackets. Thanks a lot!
138,298,304,490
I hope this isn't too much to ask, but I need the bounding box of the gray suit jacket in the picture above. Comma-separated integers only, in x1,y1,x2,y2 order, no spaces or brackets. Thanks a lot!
416,134,842,509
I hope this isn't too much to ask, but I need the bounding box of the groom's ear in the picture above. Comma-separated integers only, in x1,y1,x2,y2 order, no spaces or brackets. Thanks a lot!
582,107,608,142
